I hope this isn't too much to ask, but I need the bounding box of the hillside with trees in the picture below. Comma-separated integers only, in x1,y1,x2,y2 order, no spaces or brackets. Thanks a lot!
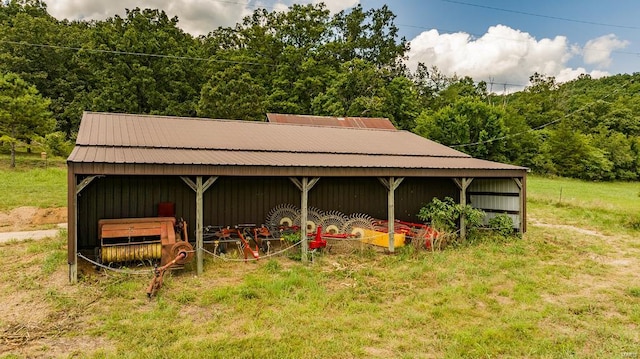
1,0,638,179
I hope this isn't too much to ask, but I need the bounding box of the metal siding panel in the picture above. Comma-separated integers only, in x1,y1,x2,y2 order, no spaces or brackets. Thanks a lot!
468,178,522,230
470,195,520,212
484,212,520,229
470,178,519,193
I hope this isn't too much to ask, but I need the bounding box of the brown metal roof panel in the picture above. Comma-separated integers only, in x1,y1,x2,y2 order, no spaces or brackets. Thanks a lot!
68,147,526,171
267,113,397,130
76,112,467,158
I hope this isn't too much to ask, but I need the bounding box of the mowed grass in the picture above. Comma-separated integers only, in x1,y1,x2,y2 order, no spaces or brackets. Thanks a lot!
527,175,640,233
0,153,67,211
0,172,639,358
0,167,67,211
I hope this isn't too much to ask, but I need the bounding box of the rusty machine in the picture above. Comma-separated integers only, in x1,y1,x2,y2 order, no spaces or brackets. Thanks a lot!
95,217,194,296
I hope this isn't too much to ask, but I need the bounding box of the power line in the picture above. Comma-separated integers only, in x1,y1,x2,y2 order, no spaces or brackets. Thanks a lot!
0,40,276,67
450,79,631,148
439,0,640,30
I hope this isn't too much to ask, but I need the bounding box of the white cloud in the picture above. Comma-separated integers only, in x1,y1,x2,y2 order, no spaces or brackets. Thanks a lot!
313,0,359,13
582,34,629,68
406,25,614,91
45,0,267,36
555,67,609,83
44,1,359,36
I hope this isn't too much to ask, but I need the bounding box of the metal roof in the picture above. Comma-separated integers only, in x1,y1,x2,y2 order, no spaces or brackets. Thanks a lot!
68,112,527,176
266,113,397,130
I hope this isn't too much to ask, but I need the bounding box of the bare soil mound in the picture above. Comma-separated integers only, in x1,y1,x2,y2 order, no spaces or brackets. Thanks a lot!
0,206,67,232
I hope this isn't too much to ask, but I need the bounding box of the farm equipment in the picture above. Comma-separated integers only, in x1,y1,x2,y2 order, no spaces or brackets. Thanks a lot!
146,248,190,297
309,226,328,250
96,217,194,266
203,224,268,260
373,219,439,249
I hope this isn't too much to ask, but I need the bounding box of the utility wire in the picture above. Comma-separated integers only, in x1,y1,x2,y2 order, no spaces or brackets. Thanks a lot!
450,79,631,148
0,40,276,67
439,0,640,30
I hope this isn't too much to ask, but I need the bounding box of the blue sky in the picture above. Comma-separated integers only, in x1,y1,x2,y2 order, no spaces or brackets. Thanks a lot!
382,0,638,79
43,0,639,89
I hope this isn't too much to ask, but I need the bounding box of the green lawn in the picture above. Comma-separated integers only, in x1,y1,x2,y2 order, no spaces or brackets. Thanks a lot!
0,152,67,211
0,167,67,211
527,175,640,234
0,170,639,358
527,175,640,213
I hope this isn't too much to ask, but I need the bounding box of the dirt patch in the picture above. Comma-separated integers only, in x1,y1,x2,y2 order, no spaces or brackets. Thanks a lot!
0,206,67,232
0,237,113,357
529,218,605,238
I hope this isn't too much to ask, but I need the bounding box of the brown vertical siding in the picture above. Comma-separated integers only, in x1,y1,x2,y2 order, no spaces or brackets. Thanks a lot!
395,178,459,222
76,175,195,251
203,177,300,227
74,174,511,253
309,178,386,218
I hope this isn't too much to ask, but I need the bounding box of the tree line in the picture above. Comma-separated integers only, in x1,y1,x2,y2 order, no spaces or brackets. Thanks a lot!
1,0,639,179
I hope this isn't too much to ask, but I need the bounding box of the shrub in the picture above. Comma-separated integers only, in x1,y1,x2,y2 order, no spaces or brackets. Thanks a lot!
44,131,73,157
417,197,485,241
488,214,515,237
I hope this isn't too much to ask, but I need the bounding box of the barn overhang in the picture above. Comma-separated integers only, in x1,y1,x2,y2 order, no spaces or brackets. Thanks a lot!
68,162,526,178
67,112,529,283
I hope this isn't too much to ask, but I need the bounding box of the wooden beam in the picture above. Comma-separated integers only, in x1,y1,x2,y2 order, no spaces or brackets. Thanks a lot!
195,177,203,275
454,178,473,241
68,172,77,283
182,176,218,275
380,177,404,252
76,175,103,195
180,176,197,192
295,177,319,263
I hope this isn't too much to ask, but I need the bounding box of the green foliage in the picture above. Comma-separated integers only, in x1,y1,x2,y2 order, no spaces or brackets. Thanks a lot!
1,1,640,181
0,72,54,167
414,96,507,161
417,197,485,237
43,131,73,156
198,67,267,121
281,231,301,244
488,214,515,237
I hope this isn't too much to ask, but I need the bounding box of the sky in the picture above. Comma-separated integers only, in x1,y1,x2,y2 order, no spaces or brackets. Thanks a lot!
42,0,640,91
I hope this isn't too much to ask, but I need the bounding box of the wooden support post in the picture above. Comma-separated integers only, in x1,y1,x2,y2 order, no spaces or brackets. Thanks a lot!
68,172,77,284
300,178,309,262
181,176,217,275
453,178,473,241
289,177,320,263
378,177,404,253
69,174,102,283
195,177,204,275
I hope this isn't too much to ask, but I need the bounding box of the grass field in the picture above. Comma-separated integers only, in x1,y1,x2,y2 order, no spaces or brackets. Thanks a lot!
0,152,67,211
0,168,639,358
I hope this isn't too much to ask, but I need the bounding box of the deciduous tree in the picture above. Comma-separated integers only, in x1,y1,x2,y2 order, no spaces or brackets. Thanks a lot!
0,72,54,167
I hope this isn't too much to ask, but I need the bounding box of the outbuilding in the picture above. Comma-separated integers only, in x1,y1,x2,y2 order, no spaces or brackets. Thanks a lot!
67,112,528,282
